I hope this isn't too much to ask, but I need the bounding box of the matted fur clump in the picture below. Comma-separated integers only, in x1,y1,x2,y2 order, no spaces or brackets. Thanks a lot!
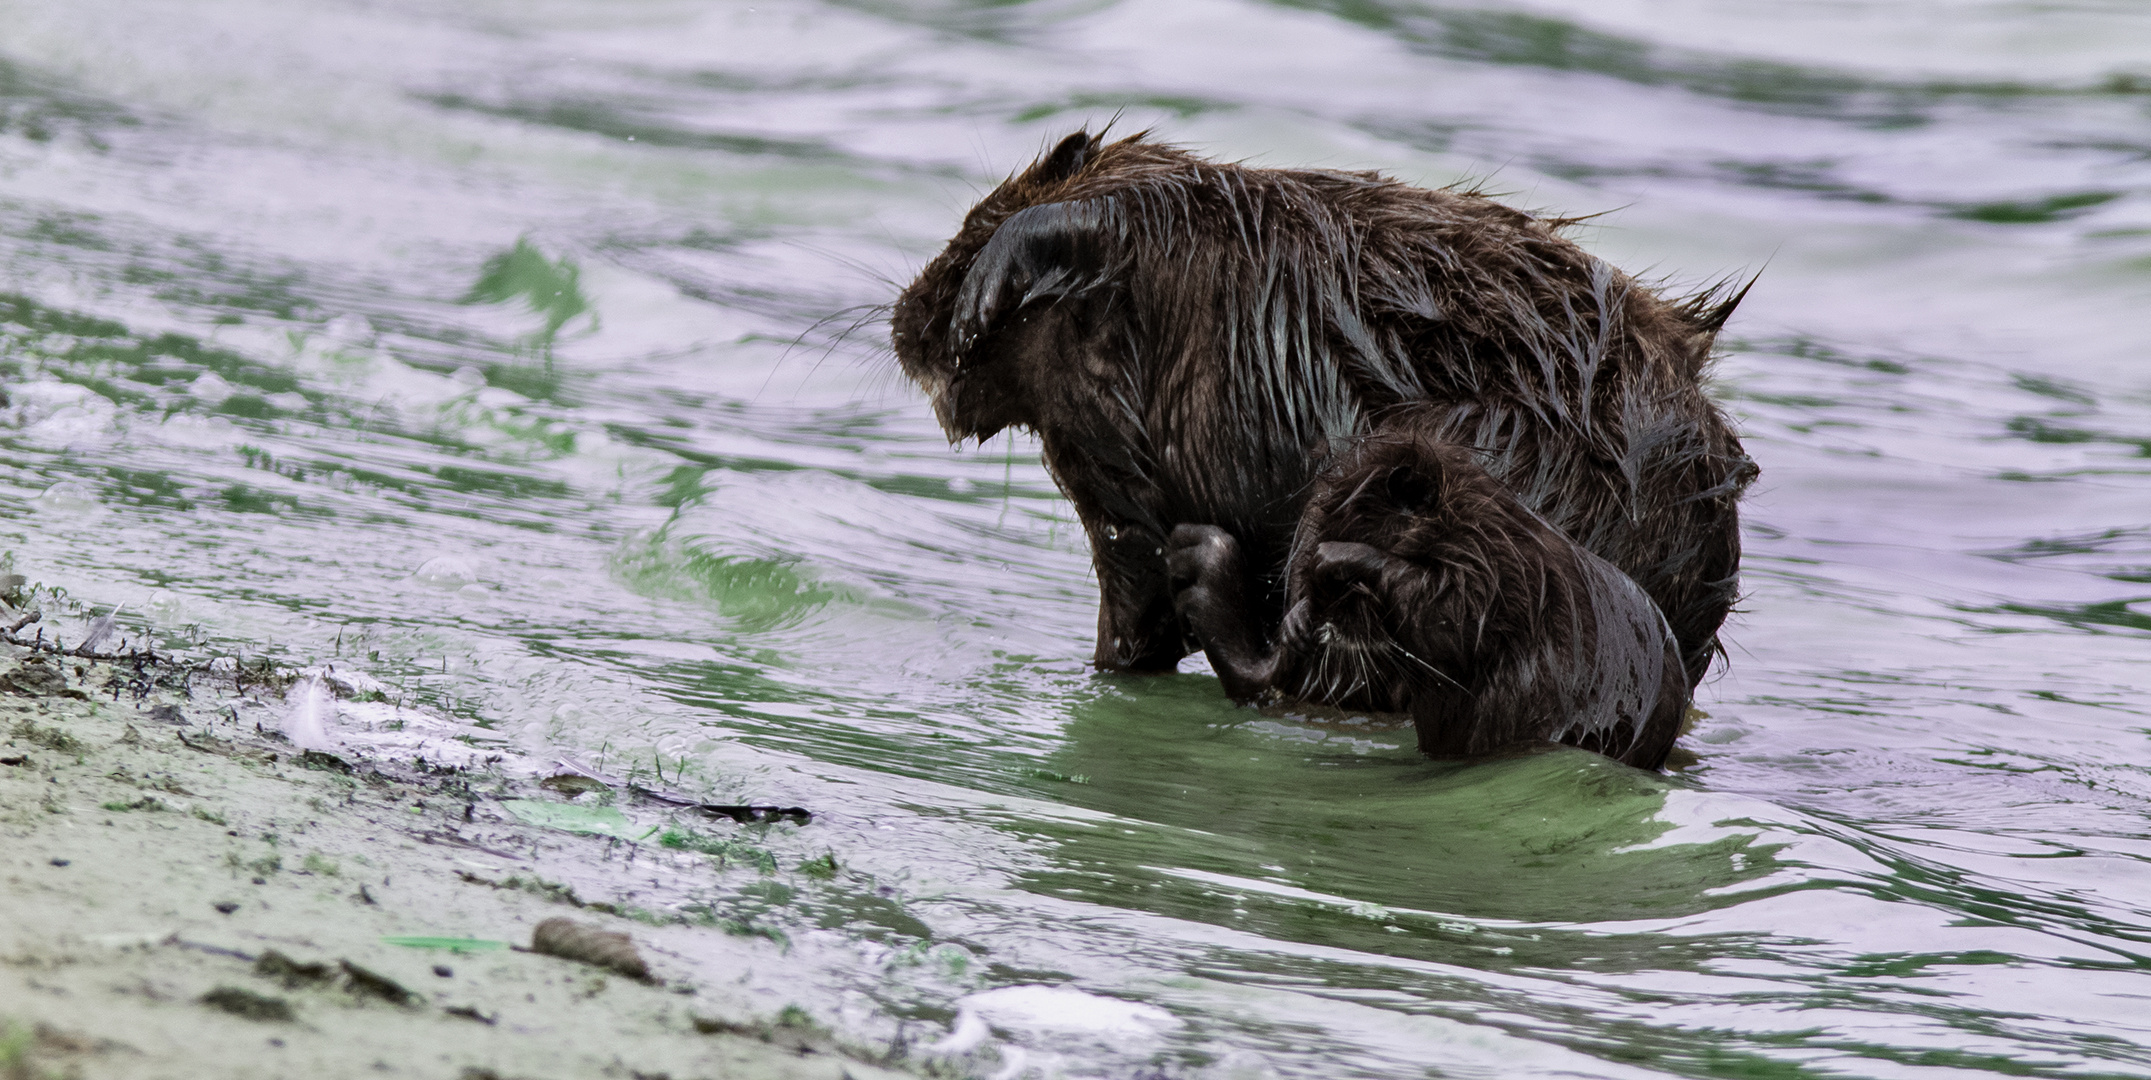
890,129,1753,694
1169,418,1689,769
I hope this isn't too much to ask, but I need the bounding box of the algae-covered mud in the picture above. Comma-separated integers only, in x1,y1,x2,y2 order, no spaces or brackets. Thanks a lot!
3,1,2151,1077
0,636,923,1079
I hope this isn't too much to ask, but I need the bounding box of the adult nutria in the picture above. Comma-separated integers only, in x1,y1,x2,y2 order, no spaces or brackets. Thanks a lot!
890,130,1754,685
1168,416,1689,769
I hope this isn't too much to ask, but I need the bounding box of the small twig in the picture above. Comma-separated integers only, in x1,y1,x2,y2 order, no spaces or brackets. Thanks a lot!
3,626,181,667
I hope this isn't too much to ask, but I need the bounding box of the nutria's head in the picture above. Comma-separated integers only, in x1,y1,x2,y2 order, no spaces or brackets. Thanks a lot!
1295,428,1478,570
890,130,1108,442
1285,427,1575,692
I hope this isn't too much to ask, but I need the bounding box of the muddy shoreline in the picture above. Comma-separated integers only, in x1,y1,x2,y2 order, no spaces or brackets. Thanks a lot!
0,637,932,1079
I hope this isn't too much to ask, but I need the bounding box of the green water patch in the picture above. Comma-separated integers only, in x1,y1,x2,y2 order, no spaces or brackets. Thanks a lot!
216,481,319,518
462,238,591,349
418,463,573,502
0,56,137,148
0,291,131,342
421,93,836,160
476,360,569,406
382,936,509,954
1945,191,2123,225
1976,599,2151,635
1010,676,1779,929
1976,525,2151,563
145,252,320,322
1270,0,2151,126
2005,416,2151,455
1735,336,1916,376
800,883,935,945
1707,159,1896,204
96,466,203,513
25,210,115,252
1012,91,1234,123
0,289,597,526
0,292,303,398
2011,374,2098,407
609,528,846,631
500,798,654,840
650,835,936,947
820,0,1093,44
659,827,779,873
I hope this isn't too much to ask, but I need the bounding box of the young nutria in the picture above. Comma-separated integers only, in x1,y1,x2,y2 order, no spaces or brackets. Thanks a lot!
890,130,1754,685
1168,417,1689,769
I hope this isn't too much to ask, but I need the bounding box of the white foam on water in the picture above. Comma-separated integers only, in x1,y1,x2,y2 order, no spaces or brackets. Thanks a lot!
958,984,1179,1038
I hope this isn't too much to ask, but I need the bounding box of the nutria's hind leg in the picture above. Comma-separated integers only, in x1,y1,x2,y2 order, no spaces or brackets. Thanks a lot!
1167,525,1281,701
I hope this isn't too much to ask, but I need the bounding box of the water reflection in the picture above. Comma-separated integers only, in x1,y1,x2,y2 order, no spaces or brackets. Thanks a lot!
1030,680,1775,925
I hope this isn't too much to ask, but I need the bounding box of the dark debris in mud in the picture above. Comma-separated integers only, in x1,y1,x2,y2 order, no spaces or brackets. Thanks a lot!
199,986,295,1022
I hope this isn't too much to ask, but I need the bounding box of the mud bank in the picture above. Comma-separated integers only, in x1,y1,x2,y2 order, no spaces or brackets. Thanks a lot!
0,643,923,1080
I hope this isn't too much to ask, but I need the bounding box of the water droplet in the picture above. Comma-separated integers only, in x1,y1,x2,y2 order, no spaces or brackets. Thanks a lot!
322,315,371,345
35,480,99,512
411,554,480,589
189,371,235,404
145,589,186,622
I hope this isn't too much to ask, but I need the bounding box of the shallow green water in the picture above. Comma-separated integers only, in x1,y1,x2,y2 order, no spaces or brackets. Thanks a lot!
4,1,2151,1076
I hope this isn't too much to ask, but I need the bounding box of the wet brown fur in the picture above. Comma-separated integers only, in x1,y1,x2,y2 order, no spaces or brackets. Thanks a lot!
1168,416,1689,769
890,130,1754,685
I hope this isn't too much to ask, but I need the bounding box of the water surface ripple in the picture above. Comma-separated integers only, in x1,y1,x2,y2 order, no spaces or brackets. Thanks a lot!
3,1,2150,1076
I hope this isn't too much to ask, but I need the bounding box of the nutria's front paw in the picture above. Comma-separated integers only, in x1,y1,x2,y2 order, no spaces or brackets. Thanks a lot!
1167,524,1240,592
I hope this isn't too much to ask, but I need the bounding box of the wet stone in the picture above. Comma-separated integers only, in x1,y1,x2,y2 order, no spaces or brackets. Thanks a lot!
530,917,651,983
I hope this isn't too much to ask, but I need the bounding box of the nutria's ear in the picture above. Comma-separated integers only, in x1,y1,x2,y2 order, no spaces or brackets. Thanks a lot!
950,198,1123,359
1383,463,1439,516
1035,132,1094,184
